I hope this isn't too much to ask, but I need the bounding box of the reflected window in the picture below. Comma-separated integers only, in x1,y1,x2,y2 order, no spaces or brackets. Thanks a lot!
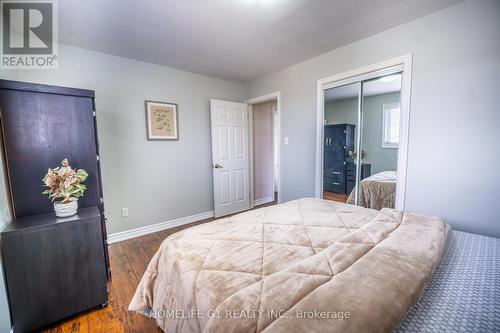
382,103,400,148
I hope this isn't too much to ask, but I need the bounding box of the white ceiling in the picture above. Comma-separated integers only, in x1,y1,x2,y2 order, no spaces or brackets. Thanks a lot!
59,0,463,83
325,74,402,102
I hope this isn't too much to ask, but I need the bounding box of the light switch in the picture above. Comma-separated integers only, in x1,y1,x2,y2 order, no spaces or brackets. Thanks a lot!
284,137,289,145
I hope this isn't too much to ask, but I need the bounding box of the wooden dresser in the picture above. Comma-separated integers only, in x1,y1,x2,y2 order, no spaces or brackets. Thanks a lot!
1,207,108,332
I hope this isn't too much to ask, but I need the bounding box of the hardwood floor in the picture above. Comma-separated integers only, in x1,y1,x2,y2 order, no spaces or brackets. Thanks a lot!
41,197,278,333
323,191,348,203
39,218,210,333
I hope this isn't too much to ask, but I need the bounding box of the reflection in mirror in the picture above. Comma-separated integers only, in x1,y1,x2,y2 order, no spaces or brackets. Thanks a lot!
322,83,359,204
351,73,402,209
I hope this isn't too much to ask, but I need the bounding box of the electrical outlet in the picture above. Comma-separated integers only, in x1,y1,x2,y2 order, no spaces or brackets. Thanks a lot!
121,208,129,217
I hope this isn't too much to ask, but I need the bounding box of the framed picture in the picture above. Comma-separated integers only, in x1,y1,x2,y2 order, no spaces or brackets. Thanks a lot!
145,100,179,140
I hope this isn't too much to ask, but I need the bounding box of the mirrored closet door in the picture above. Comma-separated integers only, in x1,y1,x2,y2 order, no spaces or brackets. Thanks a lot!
322,67,402,210
322,83,360,203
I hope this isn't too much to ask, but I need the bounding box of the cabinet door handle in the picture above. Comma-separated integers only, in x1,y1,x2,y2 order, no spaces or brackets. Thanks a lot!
332,172,340,175
332,182,340,185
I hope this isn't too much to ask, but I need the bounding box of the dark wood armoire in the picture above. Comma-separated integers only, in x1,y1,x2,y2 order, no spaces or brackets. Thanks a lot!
0,79,110,332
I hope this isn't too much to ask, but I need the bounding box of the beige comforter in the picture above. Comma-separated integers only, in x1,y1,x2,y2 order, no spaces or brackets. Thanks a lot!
347,171,397,210
129,198,447,333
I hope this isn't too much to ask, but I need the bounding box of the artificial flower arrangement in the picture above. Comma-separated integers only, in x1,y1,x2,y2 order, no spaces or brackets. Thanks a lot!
42,158,88,217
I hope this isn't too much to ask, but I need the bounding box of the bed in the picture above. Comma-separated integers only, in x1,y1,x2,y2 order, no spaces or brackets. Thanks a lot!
129,198,448,332
346,171,397,210
396,230,500,332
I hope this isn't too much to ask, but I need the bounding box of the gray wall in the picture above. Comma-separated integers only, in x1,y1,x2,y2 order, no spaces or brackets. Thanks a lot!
325,98,358,125
325,92,400,175
246,0,500,237
253,101,275,201
0,45,245,234
0,147,12,332
0,46,244,328
0,261,10,333
361,93,399,174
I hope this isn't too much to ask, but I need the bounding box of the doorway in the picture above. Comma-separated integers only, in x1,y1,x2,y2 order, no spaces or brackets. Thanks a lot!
246,92,281,208
315,55,412,210
209,93,281,218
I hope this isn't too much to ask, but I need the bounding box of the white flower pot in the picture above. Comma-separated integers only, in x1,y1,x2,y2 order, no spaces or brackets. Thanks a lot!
54,198,78,217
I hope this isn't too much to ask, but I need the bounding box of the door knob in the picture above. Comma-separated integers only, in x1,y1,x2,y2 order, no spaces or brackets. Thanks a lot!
212,164,223,169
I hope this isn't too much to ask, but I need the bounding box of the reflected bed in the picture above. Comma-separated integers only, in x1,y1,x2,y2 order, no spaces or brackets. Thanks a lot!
347,171,397,209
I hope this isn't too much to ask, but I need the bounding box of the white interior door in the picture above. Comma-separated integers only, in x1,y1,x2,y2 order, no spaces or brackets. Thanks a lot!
210,99,250,217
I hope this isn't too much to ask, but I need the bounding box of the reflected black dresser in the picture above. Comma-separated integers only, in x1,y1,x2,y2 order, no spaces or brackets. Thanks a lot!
323,124,371,195
323,124,355,194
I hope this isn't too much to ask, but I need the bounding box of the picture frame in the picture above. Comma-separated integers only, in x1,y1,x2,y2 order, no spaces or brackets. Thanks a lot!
145,100,179,140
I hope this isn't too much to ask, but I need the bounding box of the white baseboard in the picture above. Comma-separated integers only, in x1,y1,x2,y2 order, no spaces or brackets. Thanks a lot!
107,210,214,244
254,195,274,207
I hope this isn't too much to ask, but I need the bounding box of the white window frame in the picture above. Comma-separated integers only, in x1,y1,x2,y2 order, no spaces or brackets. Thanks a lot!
382,102,400,149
